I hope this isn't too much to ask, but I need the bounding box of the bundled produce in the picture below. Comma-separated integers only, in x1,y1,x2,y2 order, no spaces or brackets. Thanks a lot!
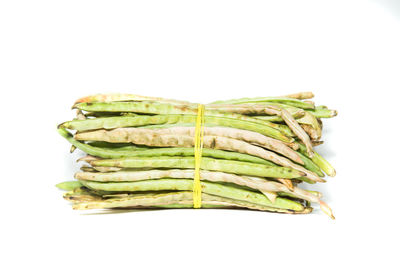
57,92,337,218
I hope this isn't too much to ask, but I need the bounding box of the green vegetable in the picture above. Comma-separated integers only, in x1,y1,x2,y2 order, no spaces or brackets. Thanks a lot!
211,97,315,109
57,91,337,218
80,179,305,211
60,114,293,143
90,156,305,179
59,128,277,165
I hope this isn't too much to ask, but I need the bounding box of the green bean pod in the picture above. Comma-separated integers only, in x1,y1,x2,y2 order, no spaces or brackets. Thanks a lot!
211,97,315,109
58,128,274,165
75,101,297,137
90,156,305,179
79,179,305,211
60,114,293,143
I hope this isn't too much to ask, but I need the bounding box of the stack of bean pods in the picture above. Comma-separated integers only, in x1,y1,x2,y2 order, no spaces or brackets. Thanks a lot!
57,92,337,218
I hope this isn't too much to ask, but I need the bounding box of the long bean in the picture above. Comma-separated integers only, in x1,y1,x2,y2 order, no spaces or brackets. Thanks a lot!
74,128,321,182
59,128,275,165
90,156,305,179
75,169,320,203
139,126,303,164
75,101,296,137
60,114,293,143
79,179,305,211
71,191,311,213
211,96,315,109
74,93,189,105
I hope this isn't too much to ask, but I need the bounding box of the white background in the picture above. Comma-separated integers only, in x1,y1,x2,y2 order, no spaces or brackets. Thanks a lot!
1,0,399,266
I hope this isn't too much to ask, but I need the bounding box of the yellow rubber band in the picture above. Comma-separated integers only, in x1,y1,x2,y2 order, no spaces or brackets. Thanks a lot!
193,104,205,208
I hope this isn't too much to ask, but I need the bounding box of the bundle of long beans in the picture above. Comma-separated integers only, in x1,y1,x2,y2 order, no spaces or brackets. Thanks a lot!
57,92,337,218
